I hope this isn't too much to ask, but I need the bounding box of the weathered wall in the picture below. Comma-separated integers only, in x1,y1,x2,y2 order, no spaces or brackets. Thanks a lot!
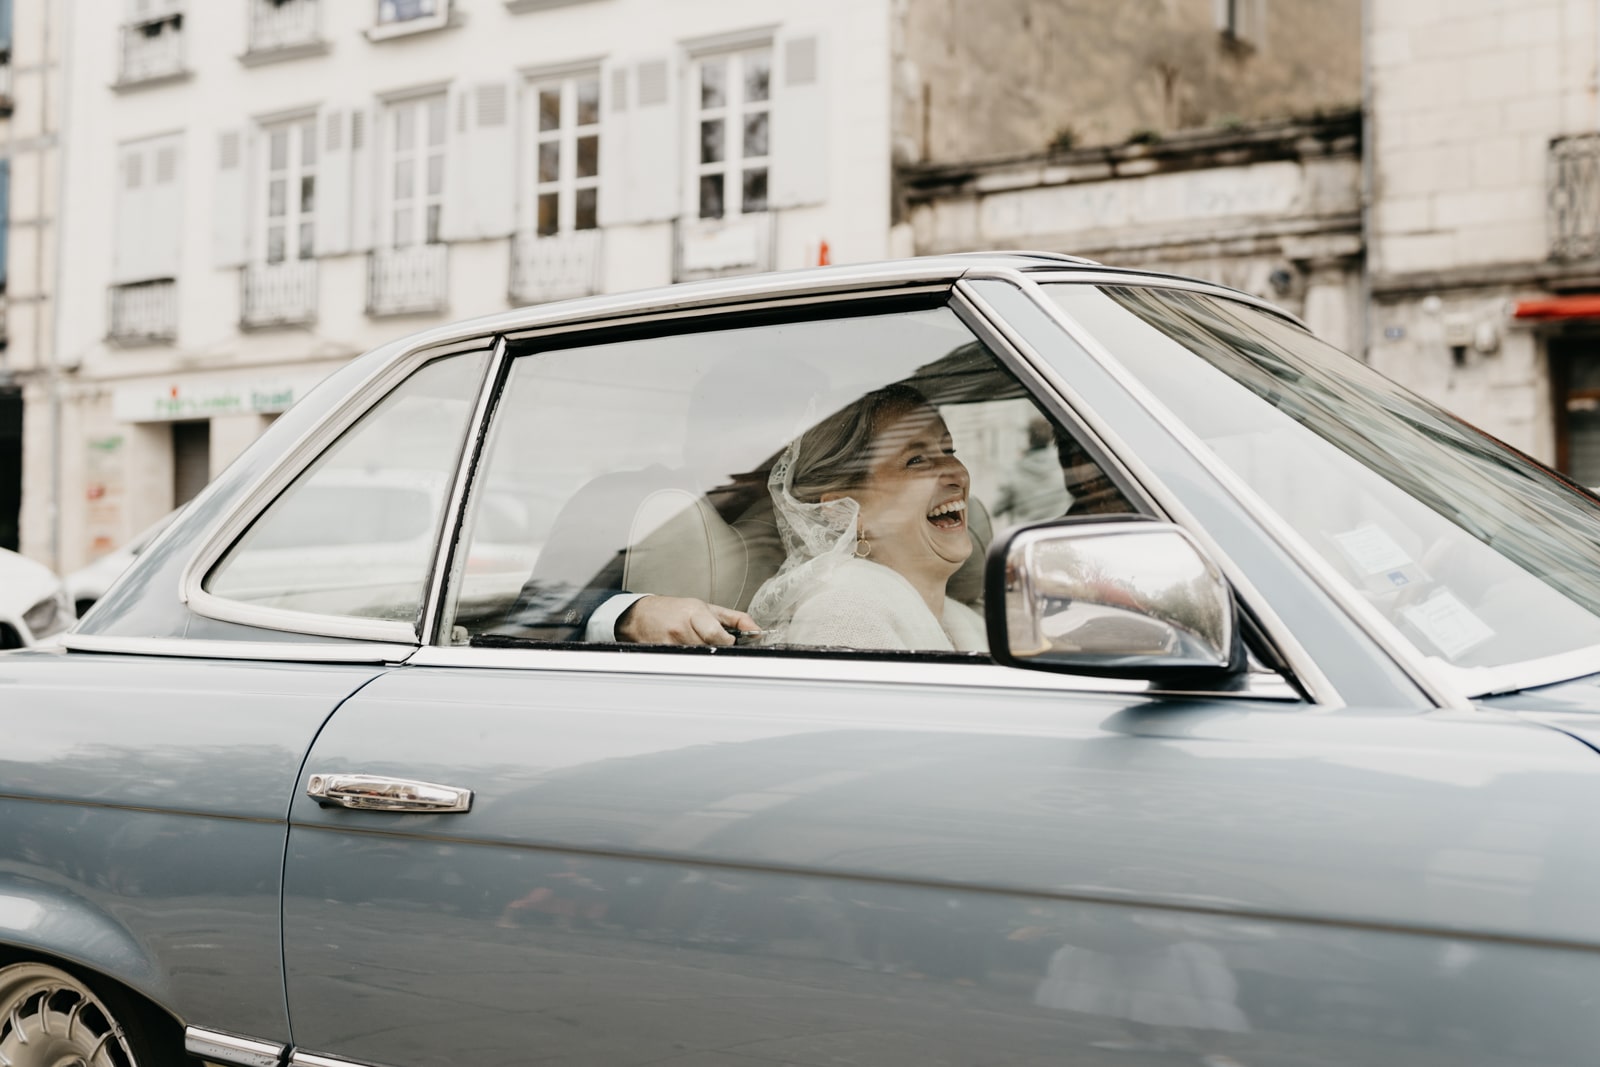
892,0,1361,166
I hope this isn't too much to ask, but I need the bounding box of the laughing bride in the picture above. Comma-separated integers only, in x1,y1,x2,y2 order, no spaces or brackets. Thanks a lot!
749,383,987,652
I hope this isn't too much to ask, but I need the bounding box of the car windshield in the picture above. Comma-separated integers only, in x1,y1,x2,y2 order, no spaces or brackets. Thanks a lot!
1047,282,1600,688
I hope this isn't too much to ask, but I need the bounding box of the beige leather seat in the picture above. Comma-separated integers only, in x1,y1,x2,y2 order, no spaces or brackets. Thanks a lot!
622,488,993,613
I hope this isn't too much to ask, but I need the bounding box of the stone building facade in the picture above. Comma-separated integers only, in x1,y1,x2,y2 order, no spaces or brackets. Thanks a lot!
893,0,1363,355
1366,0,1600,475
26,0,892,571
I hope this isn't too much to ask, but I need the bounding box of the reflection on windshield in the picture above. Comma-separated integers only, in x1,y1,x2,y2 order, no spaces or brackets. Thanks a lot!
1048,283,1600,675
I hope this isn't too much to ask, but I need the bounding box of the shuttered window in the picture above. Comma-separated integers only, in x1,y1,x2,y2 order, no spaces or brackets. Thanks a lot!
692,48,770,220
260,117,317,264
385,95,447,247
526,73,600,236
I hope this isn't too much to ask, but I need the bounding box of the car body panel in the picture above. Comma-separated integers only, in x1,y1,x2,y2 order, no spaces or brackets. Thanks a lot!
0,649,384,1039
282,663,1600,1066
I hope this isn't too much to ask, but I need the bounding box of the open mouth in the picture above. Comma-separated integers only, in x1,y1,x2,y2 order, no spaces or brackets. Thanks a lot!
926,497,967,531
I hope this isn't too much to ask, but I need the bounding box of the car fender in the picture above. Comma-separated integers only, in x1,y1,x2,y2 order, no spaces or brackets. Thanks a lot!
0,873,168,1009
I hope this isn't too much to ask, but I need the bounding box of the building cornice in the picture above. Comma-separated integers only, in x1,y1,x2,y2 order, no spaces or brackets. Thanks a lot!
1371,259,1600,299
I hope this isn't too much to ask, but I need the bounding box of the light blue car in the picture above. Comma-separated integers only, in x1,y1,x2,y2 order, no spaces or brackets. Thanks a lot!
6,253,1600,1067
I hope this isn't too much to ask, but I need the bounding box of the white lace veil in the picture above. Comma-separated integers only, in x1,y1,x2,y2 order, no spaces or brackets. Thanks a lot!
746,441,862,640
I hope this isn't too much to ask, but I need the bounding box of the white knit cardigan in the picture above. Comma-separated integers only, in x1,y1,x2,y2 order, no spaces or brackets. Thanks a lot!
769,557,988,653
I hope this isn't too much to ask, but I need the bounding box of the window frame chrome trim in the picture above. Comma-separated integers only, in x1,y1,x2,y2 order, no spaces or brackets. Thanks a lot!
994,269,1470,708
953,276,1340,708
183,1027,285,1067
179,341,499,644
408,645,1302,700
421,337,510,647
64,632,414,664
290,1050,391,1067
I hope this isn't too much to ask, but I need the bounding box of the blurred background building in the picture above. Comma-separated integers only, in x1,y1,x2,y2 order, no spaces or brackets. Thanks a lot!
1,0,1598,571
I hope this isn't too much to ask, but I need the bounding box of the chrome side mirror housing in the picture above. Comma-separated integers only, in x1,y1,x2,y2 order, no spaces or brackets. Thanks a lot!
985,516,1242,679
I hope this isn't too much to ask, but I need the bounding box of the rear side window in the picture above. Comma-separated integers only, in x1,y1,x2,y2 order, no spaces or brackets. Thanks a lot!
205,352,488,624
443,305,1131,654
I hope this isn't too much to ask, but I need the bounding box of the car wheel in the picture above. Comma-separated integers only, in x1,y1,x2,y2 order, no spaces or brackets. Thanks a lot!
0,961,152,1067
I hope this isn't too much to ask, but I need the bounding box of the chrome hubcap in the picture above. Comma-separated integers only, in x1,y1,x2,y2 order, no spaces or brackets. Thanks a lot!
0,964,138,1067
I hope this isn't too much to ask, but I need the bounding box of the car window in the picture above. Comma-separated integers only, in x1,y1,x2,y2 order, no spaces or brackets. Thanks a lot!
442,305,1132,653
205,352,489,624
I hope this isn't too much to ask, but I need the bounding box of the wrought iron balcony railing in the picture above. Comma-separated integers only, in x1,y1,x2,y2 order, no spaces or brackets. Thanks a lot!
1550,133,1600,261
248,0,322,54
120,17,186,85
673,213,774,283
109,280,178,344
242,260,318,328
509,230,603,305
368,244,448,317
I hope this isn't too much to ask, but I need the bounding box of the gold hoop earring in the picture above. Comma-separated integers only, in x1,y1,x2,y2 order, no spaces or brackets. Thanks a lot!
855,536,872,558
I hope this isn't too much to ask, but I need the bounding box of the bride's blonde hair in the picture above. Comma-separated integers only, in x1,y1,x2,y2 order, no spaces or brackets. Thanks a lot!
788,383,930,504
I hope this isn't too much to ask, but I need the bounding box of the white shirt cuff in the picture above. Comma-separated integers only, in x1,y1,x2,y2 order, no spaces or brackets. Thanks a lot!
586,592,651,643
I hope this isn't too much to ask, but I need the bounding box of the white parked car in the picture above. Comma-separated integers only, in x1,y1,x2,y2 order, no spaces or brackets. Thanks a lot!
0,547,72,649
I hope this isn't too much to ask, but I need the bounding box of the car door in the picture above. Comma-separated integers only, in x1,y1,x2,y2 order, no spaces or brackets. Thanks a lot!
280,289,1600,1067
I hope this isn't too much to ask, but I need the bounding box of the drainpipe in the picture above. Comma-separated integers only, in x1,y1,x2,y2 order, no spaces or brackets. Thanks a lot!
1358,0,1374,363
46,0,73,572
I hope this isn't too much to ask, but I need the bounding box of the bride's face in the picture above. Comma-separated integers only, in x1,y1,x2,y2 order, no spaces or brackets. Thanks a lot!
832,404,972,582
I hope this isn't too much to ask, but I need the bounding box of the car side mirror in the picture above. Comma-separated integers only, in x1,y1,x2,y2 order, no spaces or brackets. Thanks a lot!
985,516,1243,680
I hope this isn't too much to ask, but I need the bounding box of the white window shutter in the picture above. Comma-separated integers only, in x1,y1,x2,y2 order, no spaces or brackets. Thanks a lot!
624,53,679,223
112,144,145,283
771,31,827,209
148,135,185,278
468,79,516,238
212,129,248,268
440,82,475,241
596,59,630,228
349,103,378,253
315,108,352,257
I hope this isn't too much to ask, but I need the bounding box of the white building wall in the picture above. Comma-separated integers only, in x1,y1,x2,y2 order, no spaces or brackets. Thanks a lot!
32,0,894,570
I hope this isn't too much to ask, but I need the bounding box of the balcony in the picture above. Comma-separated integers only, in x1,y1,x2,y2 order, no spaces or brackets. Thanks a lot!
118,15,186,88
109,280,178,345
1550,134,1600,261
242,260,318,328
368,245,448,317
245,0,324,60
673,214,773,283
509,230,603,305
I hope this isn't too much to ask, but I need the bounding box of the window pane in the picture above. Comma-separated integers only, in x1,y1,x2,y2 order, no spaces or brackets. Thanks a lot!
300,120,317,166
427,97,447,147
742,168,768,214
537,192,559,236
442,309,1127,648
574,187,597,231
538,141,560,184
698,174,724,219
267,225,285,264
206,352,488,623
299,221,314,260
394,208,412,246
269,129,288,171
699,59,726,109
744,51,771,103
576,135,599,179
394,159,413,199
539,88,561,133
426,204,442,244
700,119,725,164
427,154,444,197
300,175,316,214
743,112,768,159
394,106,415,152
575,78,600,126
268,178,286,218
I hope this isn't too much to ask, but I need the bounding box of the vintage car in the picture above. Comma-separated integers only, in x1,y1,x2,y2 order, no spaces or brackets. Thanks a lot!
0,546,72,649
5,253,1600,1067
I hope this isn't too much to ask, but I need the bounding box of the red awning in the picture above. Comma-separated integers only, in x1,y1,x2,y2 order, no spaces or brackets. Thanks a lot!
1513,295,1600,320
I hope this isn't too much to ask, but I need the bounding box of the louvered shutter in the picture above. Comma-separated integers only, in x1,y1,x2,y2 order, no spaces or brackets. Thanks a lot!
624,54,679,223
596,59,630,227
348,102,378,252
315,108,352,256
148,135,184,278
469,79,516,238
112,143,146,283
440,82,475,242
770,31,827,208
213,128,248,267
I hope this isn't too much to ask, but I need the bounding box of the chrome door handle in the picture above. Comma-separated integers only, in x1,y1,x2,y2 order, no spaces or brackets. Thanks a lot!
306,773,473,813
